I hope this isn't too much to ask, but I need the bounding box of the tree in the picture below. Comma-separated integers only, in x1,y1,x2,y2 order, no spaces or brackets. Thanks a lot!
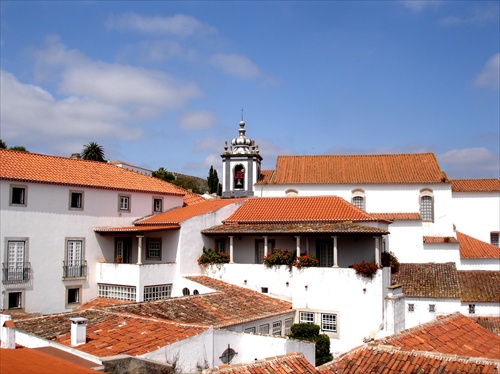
9,145,29,152
152,167,176,183
0,139,6,149
81,142,105,162
288,323,333,366
207,165,220,194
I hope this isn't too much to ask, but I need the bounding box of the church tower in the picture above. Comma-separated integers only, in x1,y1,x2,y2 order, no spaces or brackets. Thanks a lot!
221,119,262,198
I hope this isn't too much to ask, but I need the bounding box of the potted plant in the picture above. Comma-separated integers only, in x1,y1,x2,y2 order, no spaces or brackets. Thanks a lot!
115,255,122,263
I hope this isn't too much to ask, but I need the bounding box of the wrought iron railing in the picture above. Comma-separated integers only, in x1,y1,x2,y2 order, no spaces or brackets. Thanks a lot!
62,260,88,278
2,262,31,284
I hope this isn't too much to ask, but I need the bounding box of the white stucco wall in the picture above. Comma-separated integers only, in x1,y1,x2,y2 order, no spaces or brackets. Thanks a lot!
403,298,461,329
459,302,500,317
458,259,500,271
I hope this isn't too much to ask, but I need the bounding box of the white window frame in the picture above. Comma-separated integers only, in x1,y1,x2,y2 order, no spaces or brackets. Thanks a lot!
321,313,337,333
299,311,315,324
144,284,172,301
65,239,85,278
285,318,293,335
272,320,282,336
259,323,270,335
215,239,225,253
5,240,28,282
153,197,163,213
419,189,434,222
351,189,366,210
244,327,256,334
69,190,84,210
10,184,27,207
118,194,131,212
98,284,136,301
146,239,162,260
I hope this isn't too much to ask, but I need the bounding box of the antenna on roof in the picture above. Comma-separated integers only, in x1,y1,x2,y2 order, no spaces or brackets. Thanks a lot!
241,107,244,121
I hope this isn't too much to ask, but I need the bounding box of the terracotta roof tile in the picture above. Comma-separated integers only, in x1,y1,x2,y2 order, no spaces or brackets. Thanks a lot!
451,179,500,192
204,353,317,373
369,212,421,221
392,263,461,298
458,231,500,259
423,236,459,244
223,196,384,224
376,313,500,359
469,316,500,335
259,153,448,185
0,149,183,196
457,271,500,302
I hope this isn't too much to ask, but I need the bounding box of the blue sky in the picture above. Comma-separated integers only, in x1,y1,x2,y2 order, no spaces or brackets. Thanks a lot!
1,1,499,180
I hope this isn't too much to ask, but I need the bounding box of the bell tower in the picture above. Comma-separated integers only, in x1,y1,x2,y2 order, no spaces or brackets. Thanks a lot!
221,119,262,198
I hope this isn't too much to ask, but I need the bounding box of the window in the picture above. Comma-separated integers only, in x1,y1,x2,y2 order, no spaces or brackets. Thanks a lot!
255,239,275,264
317,241,333,267
419,189,434,222
182,287,190,296
64,239,86,278
7,291,22,309
285,189,298,196
193,289,199,295
118,194,131,212
272,321,282,336
146,239,161,260
285,318,293,335
153,198,163,213
10,185,27,206
98,284,136,301
300,311,315,324
69,191,84,210
3,241,28,283
261,287,268,294
429,304,436,313
351,189,366,210
259,324,269,335
321,313,337,333
66,287,81,306
491,232,499,247
468,304,476,314
244,327,256,334
144,284,172,301
408,303,415,312
215,239,225,253
233,164,245,189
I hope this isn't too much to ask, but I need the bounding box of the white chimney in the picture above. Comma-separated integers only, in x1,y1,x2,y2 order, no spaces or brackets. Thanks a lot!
1,314,16,349
70,317,87,346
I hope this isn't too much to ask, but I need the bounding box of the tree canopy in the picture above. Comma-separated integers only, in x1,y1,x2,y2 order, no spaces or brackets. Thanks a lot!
207,165,220,195
82,142,105,162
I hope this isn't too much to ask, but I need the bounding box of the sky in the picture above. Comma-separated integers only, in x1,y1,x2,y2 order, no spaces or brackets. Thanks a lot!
1,1,499,180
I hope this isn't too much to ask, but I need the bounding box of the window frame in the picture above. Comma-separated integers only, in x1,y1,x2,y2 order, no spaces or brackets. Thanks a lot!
64,238,86,278
244,327,256,334
259,323,270,335
299,311,315,324
272,320,282,336
408,303,415,312
10,184,27,207
69,190,84,210
152,197,163,213
321,313,338,333
4,239,29,283
118,194,131,212
468,304,476,314
429,304,436,313
490,232,499,247
351,189,366,211
255,239,275,264
66,286,82,308
419,189,434,222
284,318,294,335
146,238,162,261
215,239,225,253
7,291,24,310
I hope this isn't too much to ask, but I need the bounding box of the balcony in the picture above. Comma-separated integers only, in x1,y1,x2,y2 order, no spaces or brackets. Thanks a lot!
2,262,31,284
97,262,177,287
62,261,88,279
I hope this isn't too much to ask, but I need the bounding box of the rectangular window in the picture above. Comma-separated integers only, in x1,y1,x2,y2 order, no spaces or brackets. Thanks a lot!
491,232,499,247
98,284,136,301
317,242,333,267
429,304,436,313
64,239,85,278
468,304,476,314
321,313,337,333
261,287,268,294
4,241,28,283
215,239,225,253
408,303,415,312
420,195,434,222
146,239,161,260
244,327,256,334
272,321,282,336
153,198,163,213
69,191,84,210
66,287,81,306
118,195,131,212
255,239,275,264
285,318,293,335
10,185,27,206
144,284,172,301
7,292,22,309
300,311,315,324
259,324,269,335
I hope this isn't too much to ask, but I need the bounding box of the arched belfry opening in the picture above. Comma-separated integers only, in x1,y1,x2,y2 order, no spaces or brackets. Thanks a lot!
221,119,262,198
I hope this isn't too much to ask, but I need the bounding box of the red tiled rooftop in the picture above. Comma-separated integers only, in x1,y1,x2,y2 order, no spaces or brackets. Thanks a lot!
423,236,459,244
258,153,448,185
376,312,500,359
204,353,317,373
457,271,500,302
370,212,421,221
469,316,500,335
0,149,183,196
223,196,384,224
458,231,500,259
451,178,500,192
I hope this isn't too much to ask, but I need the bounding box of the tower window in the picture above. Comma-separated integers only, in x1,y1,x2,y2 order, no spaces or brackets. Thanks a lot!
234,165,245,189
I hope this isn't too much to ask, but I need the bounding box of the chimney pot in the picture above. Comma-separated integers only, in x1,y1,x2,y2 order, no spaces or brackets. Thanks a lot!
70,317,87,346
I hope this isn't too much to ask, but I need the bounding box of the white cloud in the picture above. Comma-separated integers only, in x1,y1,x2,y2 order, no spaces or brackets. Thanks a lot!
179,110,217,131
437,147,499,178
210,53,261,79
401,0,442,12
440,4,499,26
474,53,500,90
105,13,217,37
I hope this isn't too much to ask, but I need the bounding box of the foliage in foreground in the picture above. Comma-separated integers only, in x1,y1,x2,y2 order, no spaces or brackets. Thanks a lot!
288,323,333,366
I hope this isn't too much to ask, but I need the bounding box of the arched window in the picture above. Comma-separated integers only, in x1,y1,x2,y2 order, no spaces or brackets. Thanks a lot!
419,189,434,222
233,164,245,190
285,189,298,196
351,189,366,210
182,287,190,296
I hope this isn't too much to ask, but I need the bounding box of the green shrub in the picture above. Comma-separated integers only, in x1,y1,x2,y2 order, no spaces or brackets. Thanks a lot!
289,323,320,340
288,323,333,366
197,247,229,266
263,249,295,268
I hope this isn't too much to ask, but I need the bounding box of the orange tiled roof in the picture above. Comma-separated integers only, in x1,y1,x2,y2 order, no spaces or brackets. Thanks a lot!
0,149,184,196
457,271,500,302
370,212,421,221
392,263,461,298
317,345,499,374
223,196,384,224
258,153,448,185
205,353,317,373
376,312,500,359
0,345,98,373
423,236,459,244
458,231,500,259
451,178,500,192
469,316,500,335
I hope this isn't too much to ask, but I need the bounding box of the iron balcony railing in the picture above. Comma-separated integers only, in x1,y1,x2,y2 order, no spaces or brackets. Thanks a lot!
62,260,88,278
2,262,31,284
